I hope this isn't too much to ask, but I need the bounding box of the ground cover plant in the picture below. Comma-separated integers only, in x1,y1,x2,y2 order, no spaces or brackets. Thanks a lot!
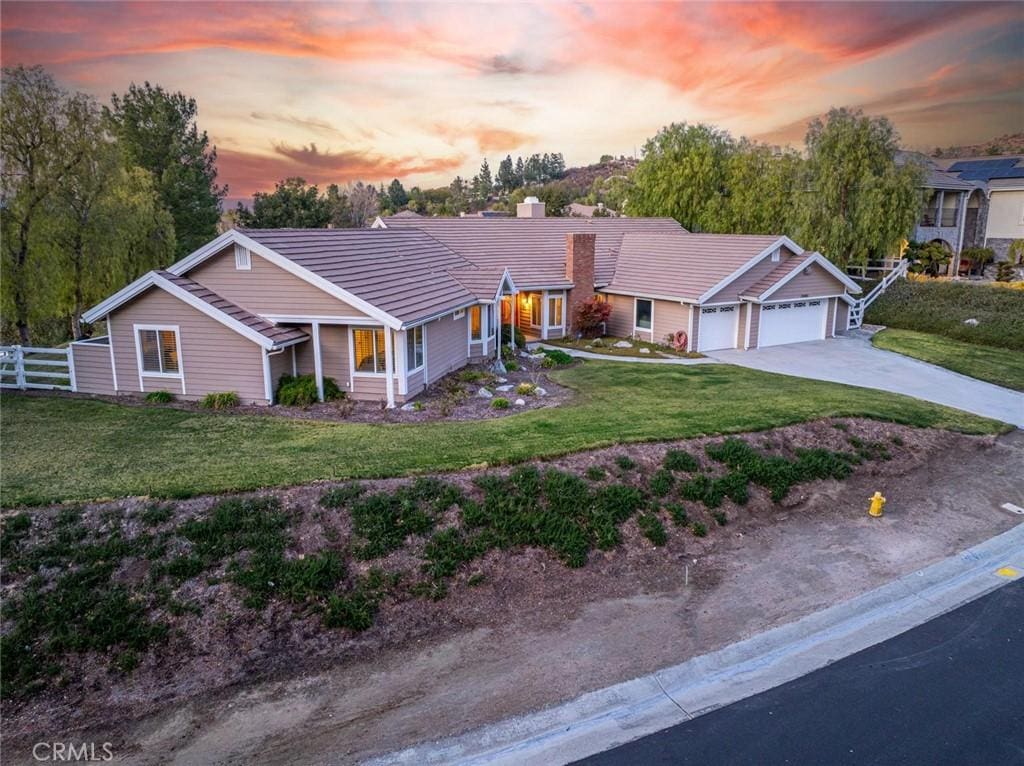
1,361,1006,506
865,279,1024,351
276,374,343,406
545,336,702,358
871,328,1024,391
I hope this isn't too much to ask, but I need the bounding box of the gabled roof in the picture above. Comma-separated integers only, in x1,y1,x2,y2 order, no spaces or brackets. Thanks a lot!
82,271,308,349
923,168,977,192
380,215,687,288
607,233,798,302
740,252,862,301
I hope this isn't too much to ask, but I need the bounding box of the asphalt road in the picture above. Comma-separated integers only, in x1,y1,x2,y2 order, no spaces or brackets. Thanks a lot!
576,579,1024,766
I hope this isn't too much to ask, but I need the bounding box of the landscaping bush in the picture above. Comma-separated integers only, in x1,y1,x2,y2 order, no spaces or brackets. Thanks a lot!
712,511,728,526
691,522,708,537
573,295,613,338
516,382,537,396
637,513,668,546
144,390,175,404
865,279,1024,351
649,468,675,497
505,360,520,372
501,325,526,348
199,391,240,409
666,503,689,526
491,397,510,409
276,374,342,406
349,478,462,559
585,466,606,481
664,449,699,472
540,348,573,366
615,455,636,471
960,246,994,277
458,369,491,383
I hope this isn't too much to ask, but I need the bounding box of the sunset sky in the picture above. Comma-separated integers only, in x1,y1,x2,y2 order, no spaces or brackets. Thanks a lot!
3,1,1022,204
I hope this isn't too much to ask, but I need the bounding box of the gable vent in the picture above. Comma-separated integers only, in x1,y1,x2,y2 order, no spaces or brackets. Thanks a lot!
234,244,251,271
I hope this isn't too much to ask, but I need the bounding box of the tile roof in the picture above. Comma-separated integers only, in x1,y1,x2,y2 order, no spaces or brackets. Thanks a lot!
240,228,481,325
607,233,784,301
159,271,309,347
381,216,687,287
742,252,815,297
923,168,977,192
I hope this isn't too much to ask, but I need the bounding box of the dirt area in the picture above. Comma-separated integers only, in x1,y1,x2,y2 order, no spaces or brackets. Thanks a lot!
3,422,1022,765
37,352,574,423
546,335,704,359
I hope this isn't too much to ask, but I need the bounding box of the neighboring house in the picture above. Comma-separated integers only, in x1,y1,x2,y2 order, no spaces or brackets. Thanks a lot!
567,202,619,218
937,155,1024,262
912,168,979,255
77,201,861,407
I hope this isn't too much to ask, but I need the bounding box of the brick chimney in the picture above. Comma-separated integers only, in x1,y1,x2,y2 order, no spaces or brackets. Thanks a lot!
565,232,596,335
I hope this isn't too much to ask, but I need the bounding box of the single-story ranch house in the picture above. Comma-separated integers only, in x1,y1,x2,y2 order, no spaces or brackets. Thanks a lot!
77,200,861,407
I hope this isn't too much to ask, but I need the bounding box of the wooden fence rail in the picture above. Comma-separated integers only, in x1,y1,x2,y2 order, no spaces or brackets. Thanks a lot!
0,345,76,392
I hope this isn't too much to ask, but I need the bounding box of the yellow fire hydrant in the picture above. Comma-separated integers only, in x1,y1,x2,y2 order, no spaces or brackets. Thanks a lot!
869,491,886,517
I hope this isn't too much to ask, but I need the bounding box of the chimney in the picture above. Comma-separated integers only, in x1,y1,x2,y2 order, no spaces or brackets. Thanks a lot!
517,196,546,218
565,232,596,335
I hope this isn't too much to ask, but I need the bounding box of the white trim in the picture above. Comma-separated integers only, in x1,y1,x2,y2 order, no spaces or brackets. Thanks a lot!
107,317,118,392
165,229,404,330
831,298,838,337
347,326,355,393
234,244,251,271
262,314,382,325
757,253,863,301
371,216,387,229
696,236,805,304
133,324,184,392
262,348,273,403
291,345,297,377
397,329,408,397
422,322,430,383
743,292,846,305
313,321,324,402
383,326,395,408
66,341,78,392
401,302,478,331
541,290,550,341
687,304,694,351
633,296,654,335
492,269,518,302
453,309,466,320
601,288,698,304
696,304,740,352
743,303,752,350
755,305,762,349
406,325,425,373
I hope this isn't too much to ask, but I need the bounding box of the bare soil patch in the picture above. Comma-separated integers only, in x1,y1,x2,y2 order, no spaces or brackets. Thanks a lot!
0,419,1008,754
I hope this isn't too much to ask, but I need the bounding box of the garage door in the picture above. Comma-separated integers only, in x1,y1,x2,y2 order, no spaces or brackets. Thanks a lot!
758,300,827,347
697,305,738,351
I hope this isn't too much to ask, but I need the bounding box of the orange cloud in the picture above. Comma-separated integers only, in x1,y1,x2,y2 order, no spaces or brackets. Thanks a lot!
432,122,536,152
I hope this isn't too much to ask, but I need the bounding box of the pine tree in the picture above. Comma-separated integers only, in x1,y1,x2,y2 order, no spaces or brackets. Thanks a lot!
497,155,516,192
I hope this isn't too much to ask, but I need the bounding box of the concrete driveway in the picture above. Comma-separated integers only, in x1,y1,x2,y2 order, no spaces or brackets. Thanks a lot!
707,331,1024,428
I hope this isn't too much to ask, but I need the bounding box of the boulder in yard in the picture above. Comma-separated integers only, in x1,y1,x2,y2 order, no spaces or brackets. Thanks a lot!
639,347,651,354
477,387,493,398
535,387,548,396
495,384,514,392
400,402,417,411
613,340,633,348
963,318,979,326
514,398,526,406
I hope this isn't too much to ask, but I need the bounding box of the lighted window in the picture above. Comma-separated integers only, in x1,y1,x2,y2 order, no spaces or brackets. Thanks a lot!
354,327,386,373
548,296,563,327
470,306,483,341
635,299,652,330
137,328,180,375
406,326,424,370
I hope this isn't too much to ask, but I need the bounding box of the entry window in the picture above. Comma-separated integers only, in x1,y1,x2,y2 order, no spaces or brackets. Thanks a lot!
635,299,653,331
548,295,564,327
354,328,387,373
470,306,483,341
406,326,424,371
137,328,180,375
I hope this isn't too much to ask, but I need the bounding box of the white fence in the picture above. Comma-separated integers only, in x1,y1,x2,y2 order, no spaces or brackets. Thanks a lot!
0,345,76,392
848,260,909,329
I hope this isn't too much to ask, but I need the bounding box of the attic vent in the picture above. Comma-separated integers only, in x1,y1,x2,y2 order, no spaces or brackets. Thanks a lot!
771,248,780,262
234,244,251,271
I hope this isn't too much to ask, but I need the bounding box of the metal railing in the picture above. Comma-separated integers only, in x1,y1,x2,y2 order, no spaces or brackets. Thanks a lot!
0,345,76,391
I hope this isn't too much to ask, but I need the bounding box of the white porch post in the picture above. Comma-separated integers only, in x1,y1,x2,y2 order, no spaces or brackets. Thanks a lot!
312,321,324,402
262,348,274,403
541,290,549,341
495,303,501,361
383,327,396,408
510,296,517,350
396,329,408,396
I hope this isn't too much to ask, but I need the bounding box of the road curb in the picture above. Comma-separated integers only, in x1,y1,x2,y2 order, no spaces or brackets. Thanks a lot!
369,522,1024,766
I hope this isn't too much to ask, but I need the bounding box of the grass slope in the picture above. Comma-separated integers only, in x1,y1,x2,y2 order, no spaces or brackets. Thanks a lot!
872,329,1024,392
0,362,1005,506
865,280,1024,351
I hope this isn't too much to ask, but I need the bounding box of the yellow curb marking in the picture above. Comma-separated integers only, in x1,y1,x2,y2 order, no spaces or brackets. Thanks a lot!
996,566,1020,578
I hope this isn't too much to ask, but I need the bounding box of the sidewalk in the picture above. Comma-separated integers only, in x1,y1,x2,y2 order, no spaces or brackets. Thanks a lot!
373,523,1024,766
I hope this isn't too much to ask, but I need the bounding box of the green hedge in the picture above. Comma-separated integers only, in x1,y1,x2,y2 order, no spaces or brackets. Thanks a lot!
865,280,1024,351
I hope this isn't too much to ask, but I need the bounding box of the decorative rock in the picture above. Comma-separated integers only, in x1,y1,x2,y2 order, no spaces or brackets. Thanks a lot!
514,398,526,406
477,387,493,398
963,318,979,326
496,377,508,383
400,402,417,411
638,347,651,354
535,387,548,396
530,352,546,361
495,384,514,392
613,340,633,348
491,360,507,374
584,345,593,349
519,350,531,357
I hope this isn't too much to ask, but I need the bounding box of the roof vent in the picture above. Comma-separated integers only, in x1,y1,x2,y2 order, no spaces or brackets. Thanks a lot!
524,196,540,203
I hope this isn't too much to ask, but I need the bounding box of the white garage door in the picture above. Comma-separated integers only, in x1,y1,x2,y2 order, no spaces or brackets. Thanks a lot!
759,300,827,347
698,305,739,351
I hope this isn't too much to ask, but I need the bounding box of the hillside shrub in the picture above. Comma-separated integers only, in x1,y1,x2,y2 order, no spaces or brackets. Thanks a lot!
541,348,573,366
199,391,240,409
144,390,175,404
491,397,510,409
501,325,526,347
276,374,342,407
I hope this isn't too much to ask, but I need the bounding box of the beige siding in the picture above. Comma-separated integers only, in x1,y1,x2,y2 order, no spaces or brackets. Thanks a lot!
109,286,269,404
294,328,316,375
407,367,426,397
826,298,837,338
426,311,469,384
704,247,799,304
748,304,762,348
770,263,846,300
319,325,352,394
71,341,115,395
651,300,689,345
736,304,748,348
604,293,635,337
268,346,293,397
836,300,851,334
190,245,370,318
690,308,701,352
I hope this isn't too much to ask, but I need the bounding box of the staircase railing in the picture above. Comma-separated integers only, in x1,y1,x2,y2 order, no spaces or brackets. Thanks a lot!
848,259,908,329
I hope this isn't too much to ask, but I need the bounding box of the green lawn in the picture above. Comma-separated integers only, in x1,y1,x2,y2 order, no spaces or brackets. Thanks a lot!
0,362,1006,506
872,328,1024,392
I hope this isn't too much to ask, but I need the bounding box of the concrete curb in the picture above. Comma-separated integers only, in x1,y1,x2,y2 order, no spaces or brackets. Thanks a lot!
369,523,1024,766
530,342,717,366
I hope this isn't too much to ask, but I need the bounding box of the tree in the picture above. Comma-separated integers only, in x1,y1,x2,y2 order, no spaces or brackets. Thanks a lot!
236,178,331,228
906,240,950,276
345,181,379,227
105,82,227,257
714,140,802,235
792,108,923,268
573,295,612,338
626,123,733,231
387,178,409,209
514,157,525,187
1,66,94,342
477,158,493,194
497,155,516,192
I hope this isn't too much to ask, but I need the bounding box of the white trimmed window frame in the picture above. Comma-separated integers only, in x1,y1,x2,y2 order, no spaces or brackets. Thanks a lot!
634,297,654,334
350,326,390,377
133,324,184,392
407,325,425,373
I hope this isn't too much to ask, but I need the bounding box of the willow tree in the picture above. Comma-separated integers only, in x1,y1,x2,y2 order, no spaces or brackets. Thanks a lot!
793,108,923,268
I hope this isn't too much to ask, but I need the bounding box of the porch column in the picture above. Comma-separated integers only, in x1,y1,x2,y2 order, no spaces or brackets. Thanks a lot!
541,290,549,341
510,296,517,350
495,303,501,361
383,327,396,408
396,329,408,396
312,321,324,401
